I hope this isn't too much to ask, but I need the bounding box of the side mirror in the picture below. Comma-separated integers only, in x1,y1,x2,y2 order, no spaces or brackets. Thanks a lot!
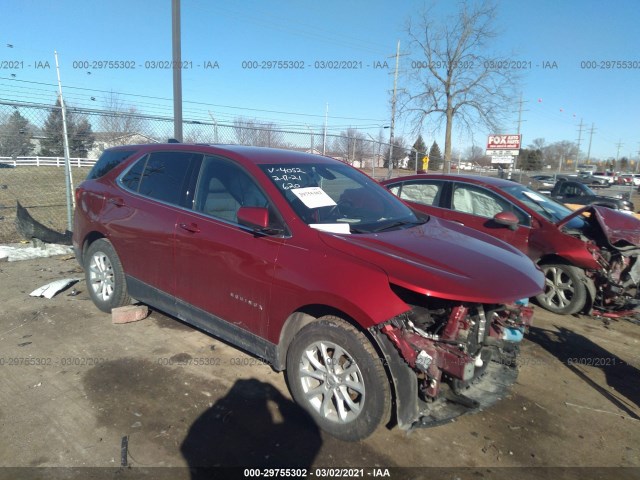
237,206,269,230
493,211,519,231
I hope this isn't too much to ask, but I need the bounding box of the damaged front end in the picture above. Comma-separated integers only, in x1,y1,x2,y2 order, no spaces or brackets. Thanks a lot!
561,206,640,318
371,288,534,429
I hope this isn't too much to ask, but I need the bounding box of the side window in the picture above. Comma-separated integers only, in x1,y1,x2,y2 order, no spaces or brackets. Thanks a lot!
387,185,401,195
399,181,443,206
87,149,137,179
120,154,147,191
136,152,197,205
452,184,530,226
193,156,269,223
566,185,581,197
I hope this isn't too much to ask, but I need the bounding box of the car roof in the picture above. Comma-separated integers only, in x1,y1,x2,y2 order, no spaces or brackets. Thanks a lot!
382,173,518,188
104,143,339,166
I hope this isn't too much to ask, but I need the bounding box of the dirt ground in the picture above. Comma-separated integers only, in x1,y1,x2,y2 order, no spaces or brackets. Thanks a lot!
0,254,639,479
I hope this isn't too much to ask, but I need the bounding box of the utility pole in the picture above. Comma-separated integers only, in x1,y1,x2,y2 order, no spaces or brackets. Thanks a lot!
54,50,74,231
322,103,328,155
516,92,527,134
586,123,595,163
575,118,584,170
387,40,400,179
512,93,527,180
172,0,183,142
615,139,624,162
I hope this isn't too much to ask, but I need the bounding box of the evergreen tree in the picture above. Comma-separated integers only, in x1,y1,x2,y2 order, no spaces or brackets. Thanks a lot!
0,111,33,157
41,99,95,158
410,135,427,171
519,148,543,171
428,141,443,171
70,117,95,158
619,157,629,171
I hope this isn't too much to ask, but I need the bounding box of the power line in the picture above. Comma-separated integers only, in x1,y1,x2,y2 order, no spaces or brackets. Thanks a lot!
0,76,387,123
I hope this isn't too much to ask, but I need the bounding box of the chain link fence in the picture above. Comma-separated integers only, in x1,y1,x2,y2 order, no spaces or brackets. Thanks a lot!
0,99,436,243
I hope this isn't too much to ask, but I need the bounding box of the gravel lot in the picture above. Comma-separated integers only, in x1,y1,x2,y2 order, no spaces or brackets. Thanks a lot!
0,253,639,479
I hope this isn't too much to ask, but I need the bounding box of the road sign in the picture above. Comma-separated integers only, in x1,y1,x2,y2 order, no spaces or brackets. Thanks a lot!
491,155,515,164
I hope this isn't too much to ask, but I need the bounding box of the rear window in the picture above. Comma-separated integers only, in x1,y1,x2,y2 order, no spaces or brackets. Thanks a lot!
121,151,200,206
87,149,137,179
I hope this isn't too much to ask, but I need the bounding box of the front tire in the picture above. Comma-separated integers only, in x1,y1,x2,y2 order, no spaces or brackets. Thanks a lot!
535,263,587,315
286,316,390,441
84,238,131,313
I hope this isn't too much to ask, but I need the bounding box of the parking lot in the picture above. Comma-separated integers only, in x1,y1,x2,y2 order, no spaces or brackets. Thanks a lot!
0,253,639,479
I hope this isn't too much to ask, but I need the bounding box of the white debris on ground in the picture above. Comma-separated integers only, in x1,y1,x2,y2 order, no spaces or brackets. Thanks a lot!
30,278,83,299
0,243,74,262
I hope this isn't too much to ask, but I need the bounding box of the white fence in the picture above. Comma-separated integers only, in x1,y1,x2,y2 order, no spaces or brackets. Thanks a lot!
0,156,97,168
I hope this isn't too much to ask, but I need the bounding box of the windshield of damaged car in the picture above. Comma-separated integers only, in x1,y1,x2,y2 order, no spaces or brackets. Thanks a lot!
500,184,587,229
260,163,421,233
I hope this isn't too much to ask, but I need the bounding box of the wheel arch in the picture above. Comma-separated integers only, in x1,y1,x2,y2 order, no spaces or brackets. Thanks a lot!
535,255,595,314
275,305,411,430
80,231,108,264
275,305,370,370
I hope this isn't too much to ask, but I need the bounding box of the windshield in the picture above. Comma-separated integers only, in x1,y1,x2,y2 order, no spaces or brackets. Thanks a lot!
260,162,421,233
500,183,588,229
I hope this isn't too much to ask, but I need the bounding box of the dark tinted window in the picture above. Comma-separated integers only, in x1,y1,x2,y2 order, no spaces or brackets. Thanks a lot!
120,155,148,191
87,149,137,179
136,152,196,205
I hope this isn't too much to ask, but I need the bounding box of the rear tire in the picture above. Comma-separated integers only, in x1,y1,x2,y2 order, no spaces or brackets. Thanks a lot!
535,263,586,315
285,316,390,441
84,239,131,313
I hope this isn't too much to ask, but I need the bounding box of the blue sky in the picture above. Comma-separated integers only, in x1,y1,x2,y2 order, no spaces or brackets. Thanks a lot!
1,0,639,161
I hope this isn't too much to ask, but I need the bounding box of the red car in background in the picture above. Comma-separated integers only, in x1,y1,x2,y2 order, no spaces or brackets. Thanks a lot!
381,174,640,317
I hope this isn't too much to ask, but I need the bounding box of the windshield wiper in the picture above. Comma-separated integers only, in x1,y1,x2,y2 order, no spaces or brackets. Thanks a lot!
371,219,426,233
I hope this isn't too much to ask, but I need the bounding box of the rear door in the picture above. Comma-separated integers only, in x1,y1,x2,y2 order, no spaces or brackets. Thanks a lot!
105,151,201,309
386,179,448,217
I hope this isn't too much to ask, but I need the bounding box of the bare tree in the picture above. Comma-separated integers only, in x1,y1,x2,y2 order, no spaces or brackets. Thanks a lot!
402,2,518,172
384,136,408,169
233,118,285,147
100,91,148,145
332,128,367,165
529,138,546,151
544,141,578,170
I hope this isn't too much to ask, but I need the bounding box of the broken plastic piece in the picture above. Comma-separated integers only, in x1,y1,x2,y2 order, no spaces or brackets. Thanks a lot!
29,278,82,299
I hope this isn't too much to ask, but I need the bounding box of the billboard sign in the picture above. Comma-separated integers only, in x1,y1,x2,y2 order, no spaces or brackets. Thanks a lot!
487,134,521,151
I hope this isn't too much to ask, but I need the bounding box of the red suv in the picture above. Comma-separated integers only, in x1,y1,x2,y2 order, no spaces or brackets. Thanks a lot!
73,144,543,440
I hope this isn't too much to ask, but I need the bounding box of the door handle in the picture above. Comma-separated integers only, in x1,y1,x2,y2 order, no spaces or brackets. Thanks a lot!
179,222,200,233
108,197,125,207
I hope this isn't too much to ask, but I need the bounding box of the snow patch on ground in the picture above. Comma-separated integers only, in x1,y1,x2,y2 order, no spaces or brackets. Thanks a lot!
0,243,74,262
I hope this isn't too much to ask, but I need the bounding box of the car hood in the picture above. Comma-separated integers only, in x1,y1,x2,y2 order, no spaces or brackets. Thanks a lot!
557,205,640,247
319,216,544,304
